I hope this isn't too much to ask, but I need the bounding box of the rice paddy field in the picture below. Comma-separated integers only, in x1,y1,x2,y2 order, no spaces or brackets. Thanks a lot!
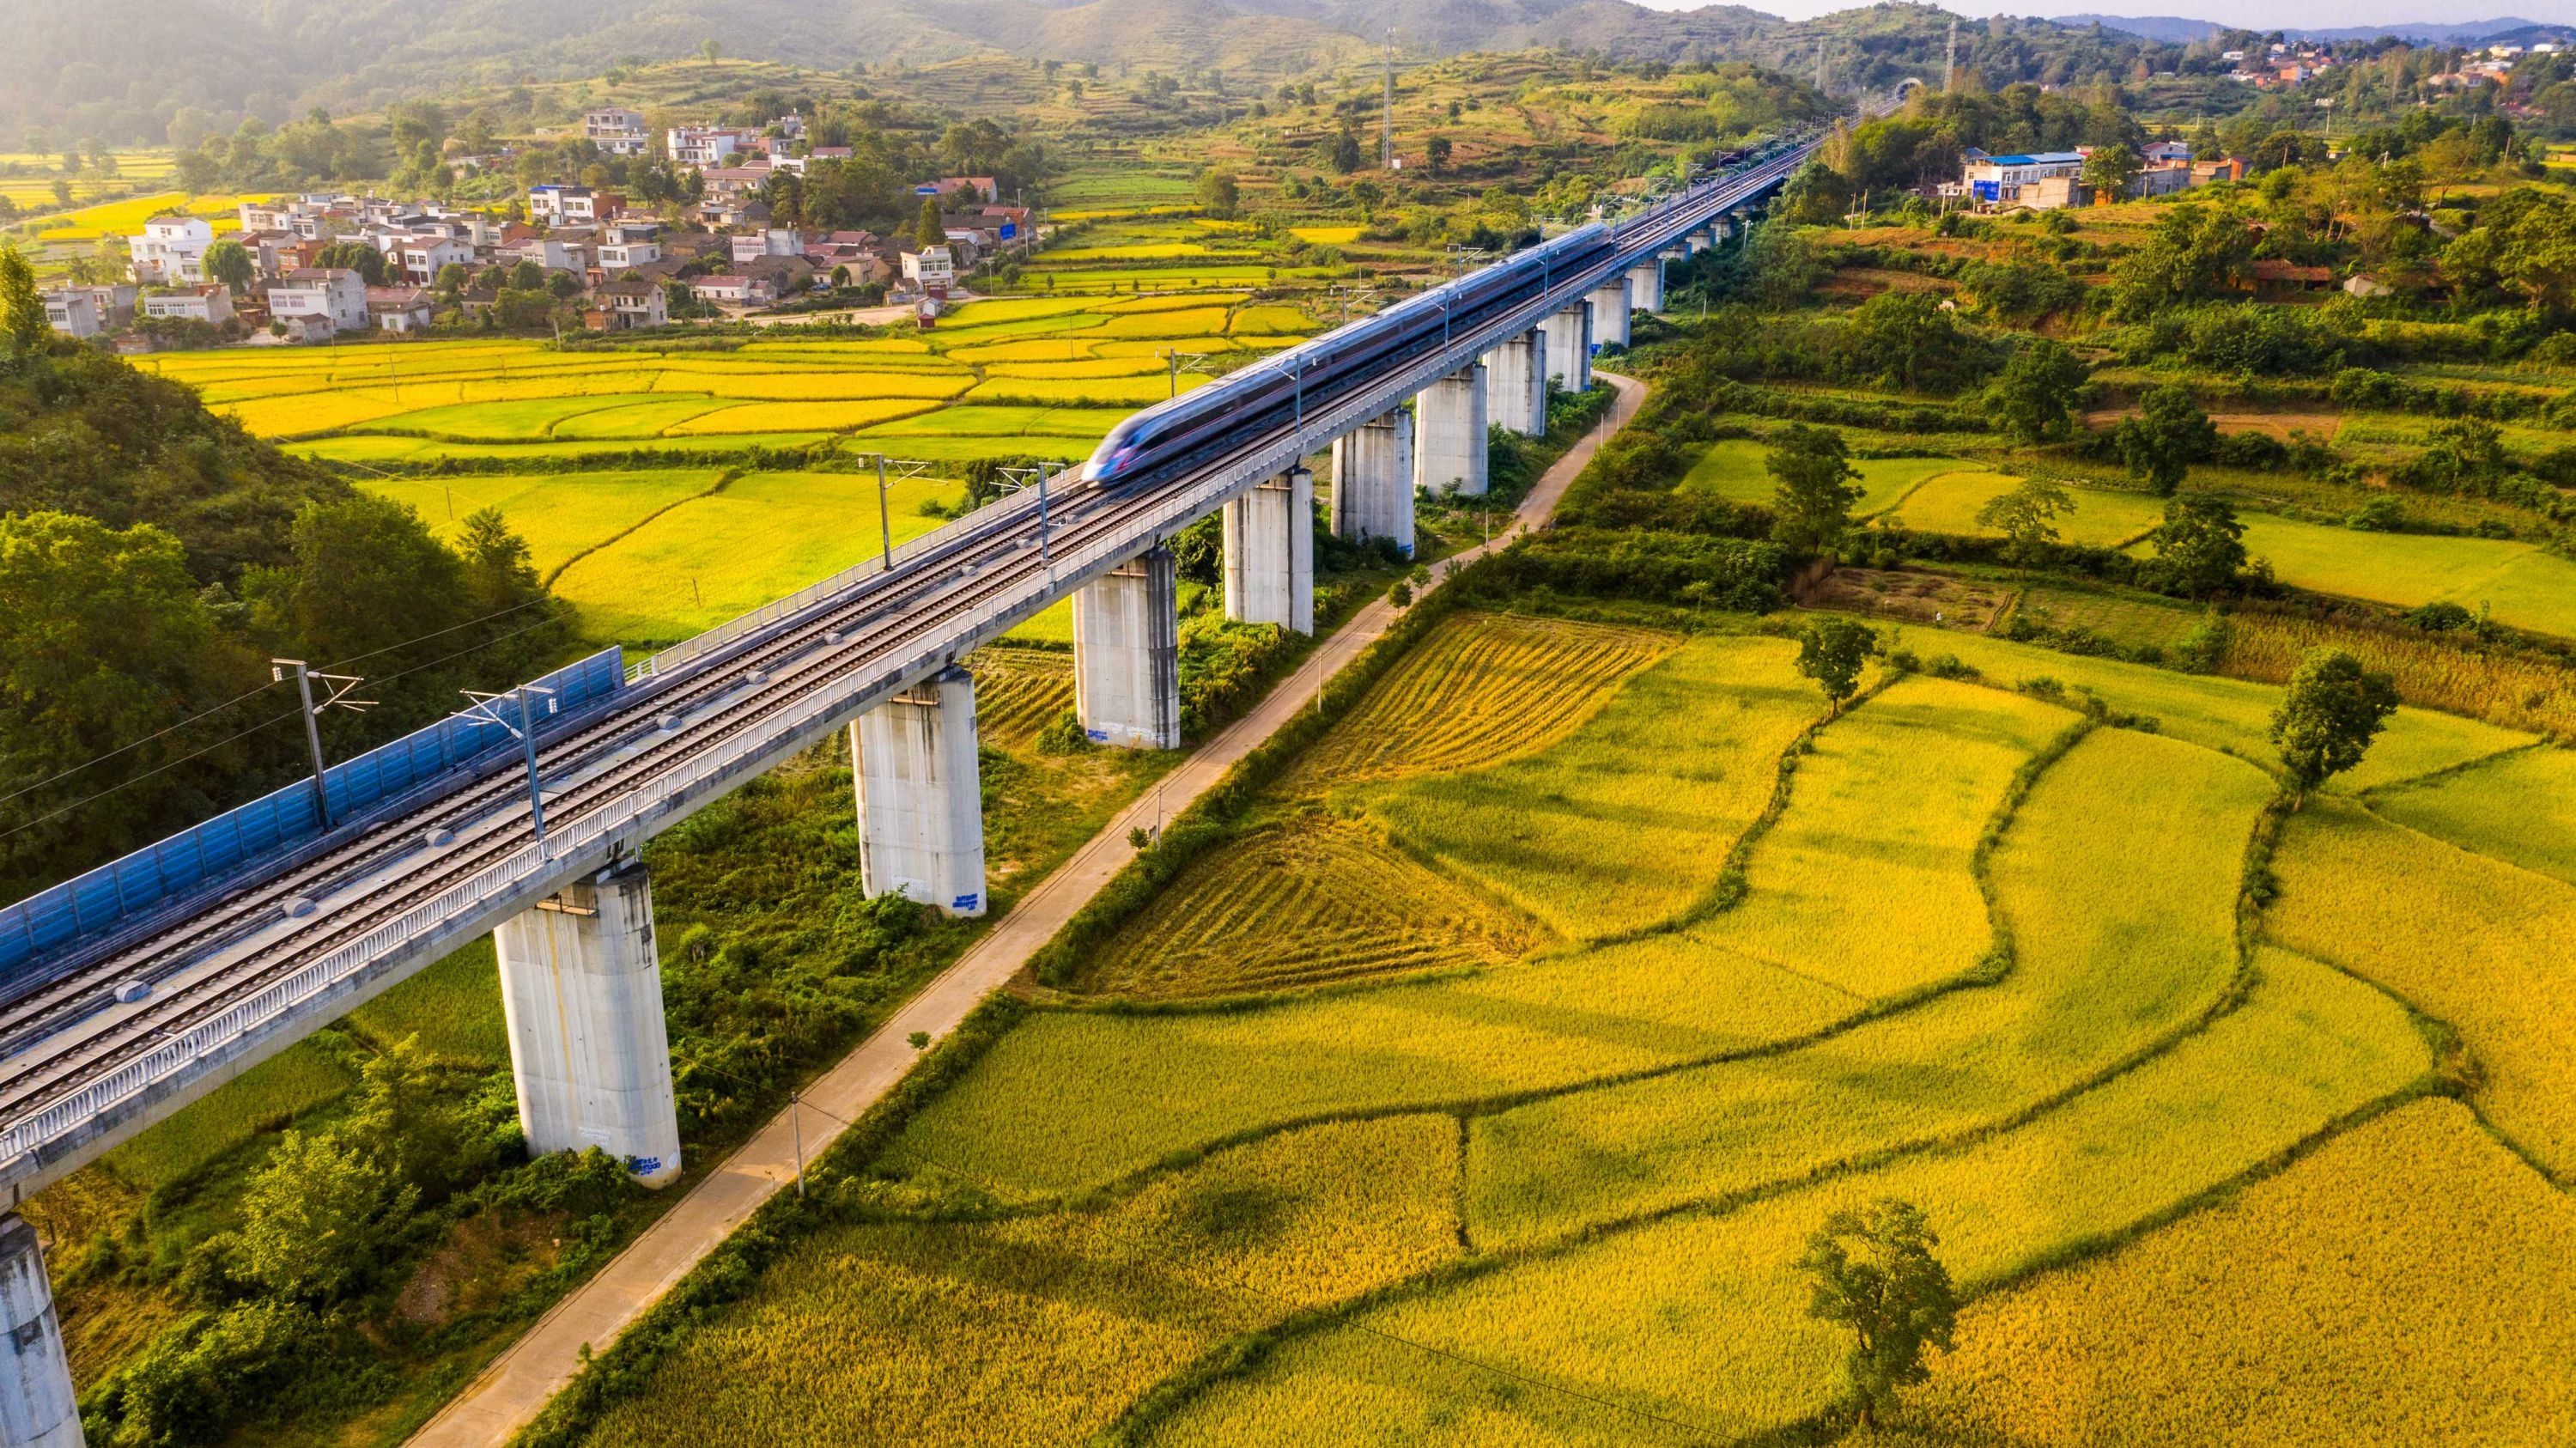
1686,436,2576,642
562,604,2562,1447
137,273,1311,648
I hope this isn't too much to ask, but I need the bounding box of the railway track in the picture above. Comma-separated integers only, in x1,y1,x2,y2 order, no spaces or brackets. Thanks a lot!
0,472,1170,1123
0,143,1816,1167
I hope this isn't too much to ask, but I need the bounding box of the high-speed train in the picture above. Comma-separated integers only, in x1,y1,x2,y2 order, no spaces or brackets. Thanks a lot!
1076,137,1807,492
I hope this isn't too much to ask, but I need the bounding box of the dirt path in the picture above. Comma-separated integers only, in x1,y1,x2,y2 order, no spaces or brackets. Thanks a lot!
404,371,1644,1448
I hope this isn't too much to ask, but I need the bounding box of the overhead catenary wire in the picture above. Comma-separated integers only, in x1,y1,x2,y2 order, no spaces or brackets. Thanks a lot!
0,608,570,848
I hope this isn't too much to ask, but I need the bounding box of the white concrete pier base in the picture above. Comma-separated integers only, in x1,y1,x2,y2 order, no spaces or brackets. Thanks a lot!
495,861,683,1188
1413,363,1489,499
1481,328,1547,439
1589,277,1633,350
1686,230,1713,255
1072,549,1181,749
1223,468,1315,634
852,666,987,916
1627,259,1665,314
0,1218,78,1448
1545,304,1592,392
1330,411,1415,557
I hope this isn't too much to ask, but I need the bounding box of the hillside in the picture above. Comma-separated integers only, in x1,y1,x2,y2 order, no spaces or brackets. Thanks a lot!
12,0,2183,144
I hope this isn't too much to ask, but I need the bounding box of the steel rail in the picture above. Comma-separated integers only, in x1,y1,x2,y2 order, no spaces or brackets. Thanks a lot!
0,142,1815,1193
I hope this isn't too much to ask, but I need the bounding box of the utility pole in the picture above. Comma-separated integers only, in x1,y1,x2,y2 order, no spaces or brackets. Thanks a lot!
1382,28,1397,171
1946,17,1959,93
877,453,893,567
1816,40,1827,96
271,660,371,827
461,684,556,846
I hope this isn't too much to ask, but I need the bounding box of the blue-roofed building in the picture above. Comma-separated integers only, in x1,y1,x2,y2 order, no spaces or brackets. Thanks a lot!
1962,151,2087,210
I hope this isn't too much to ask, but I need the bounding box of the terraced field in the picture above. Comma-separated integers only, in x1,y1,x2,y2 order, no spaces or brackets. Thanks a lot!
131,258,1312,649
557,599,2555,1448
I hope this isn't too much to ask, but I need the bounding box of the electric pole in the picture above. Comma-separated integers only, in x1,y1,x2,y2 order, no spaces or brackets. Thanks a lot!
1946,17,1959,93
1816,40,1827,95
1382,28,1397,170
271,660,372,827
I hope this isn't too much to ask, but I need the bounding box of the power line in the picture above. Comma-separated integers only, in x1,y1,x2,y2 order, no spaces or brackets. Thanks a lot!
0,608,568,850
0,677,284,811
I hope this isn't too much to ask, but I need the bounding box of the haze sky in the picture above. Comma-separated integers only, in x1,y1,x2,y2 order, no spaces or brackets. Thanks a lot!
1631,1,2576,24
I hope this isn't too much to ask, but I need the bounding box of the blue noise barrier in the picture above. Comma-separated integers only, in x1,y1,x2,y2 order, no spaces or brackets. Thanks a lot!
0,648,623,981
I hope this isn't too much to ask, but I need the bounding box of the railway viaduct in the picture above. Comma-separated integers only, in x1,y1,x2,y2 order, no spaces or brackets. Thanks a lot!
0,141,1812,1445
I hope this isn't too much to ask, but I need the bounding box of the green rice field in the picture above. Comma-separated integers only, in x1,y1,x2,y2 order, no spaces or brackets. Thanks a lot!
138,274,1309,648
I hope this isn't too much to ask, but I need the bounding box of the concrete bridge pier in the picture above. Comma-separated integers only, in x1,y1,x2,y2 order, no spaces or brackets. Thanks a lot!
1589,277,1633,350
1482,327,1547,438
1627,257,1666,314
1544,304,1592,392
0,1216,79,1448
1686,228,1714,255
1223,467,1315,634
1072,550,1181,749
1413,363,1489,499
494,861,683,1189
852,666,987,916
1330,410,1415,557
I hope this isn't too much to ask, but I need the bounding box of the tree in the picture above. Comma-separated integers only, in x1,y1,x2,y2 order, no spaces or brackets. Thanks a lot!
914,196,944,252
1976,477,2075,562
1197,168,1240,220
313,240,387,286
1844,291,1969,393
1425,136,1452,175
234,1129,418,1303
0,247,45,360
700,38,721,64
1989,338,2087,444
1774,161,1854,227
1327,128,1364,174
2081,141,2139,204
1766,423,1863,555
1797,1198,1959,1429
2116,385,2216,495
1795,618,1877,715
2146,495,2248,598
2270,649,2399,802
200,239,255,295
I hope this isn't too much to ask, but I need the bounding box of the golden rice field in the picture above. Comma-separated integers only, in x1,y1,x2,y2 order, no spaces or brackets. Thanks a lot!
1071,815,1548,1000
127,256,1312,648
2224,610,2576,738
2368,744,2576,886
1886,1099,2576,1447
1276,612,1678,793
967,647,1076,751
2266,797,2576,1177
566,593,2566,1447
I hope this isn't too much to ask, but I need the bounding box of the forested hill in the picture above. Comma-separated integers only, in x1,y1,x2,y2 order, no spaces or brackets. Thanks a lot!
17,0,2179,144
0,267,568,905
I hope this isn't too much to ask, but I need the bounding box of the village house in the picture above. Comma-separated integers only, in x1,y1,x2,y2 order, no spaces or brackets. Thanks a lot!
687,273,778,309
366,286,435,332
585,108,653,156
587,274,669,331
141,284,234,325
39,289,101,338
395,234,476,286
900,245,956,296
267,268,370,335
668,126,751,167
529,186,624,226
128,216,215,285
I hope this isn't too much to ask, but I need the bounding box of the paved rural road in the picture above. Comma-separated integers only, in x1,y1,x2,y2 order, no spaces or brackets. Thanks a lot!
405,371,1645,1448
